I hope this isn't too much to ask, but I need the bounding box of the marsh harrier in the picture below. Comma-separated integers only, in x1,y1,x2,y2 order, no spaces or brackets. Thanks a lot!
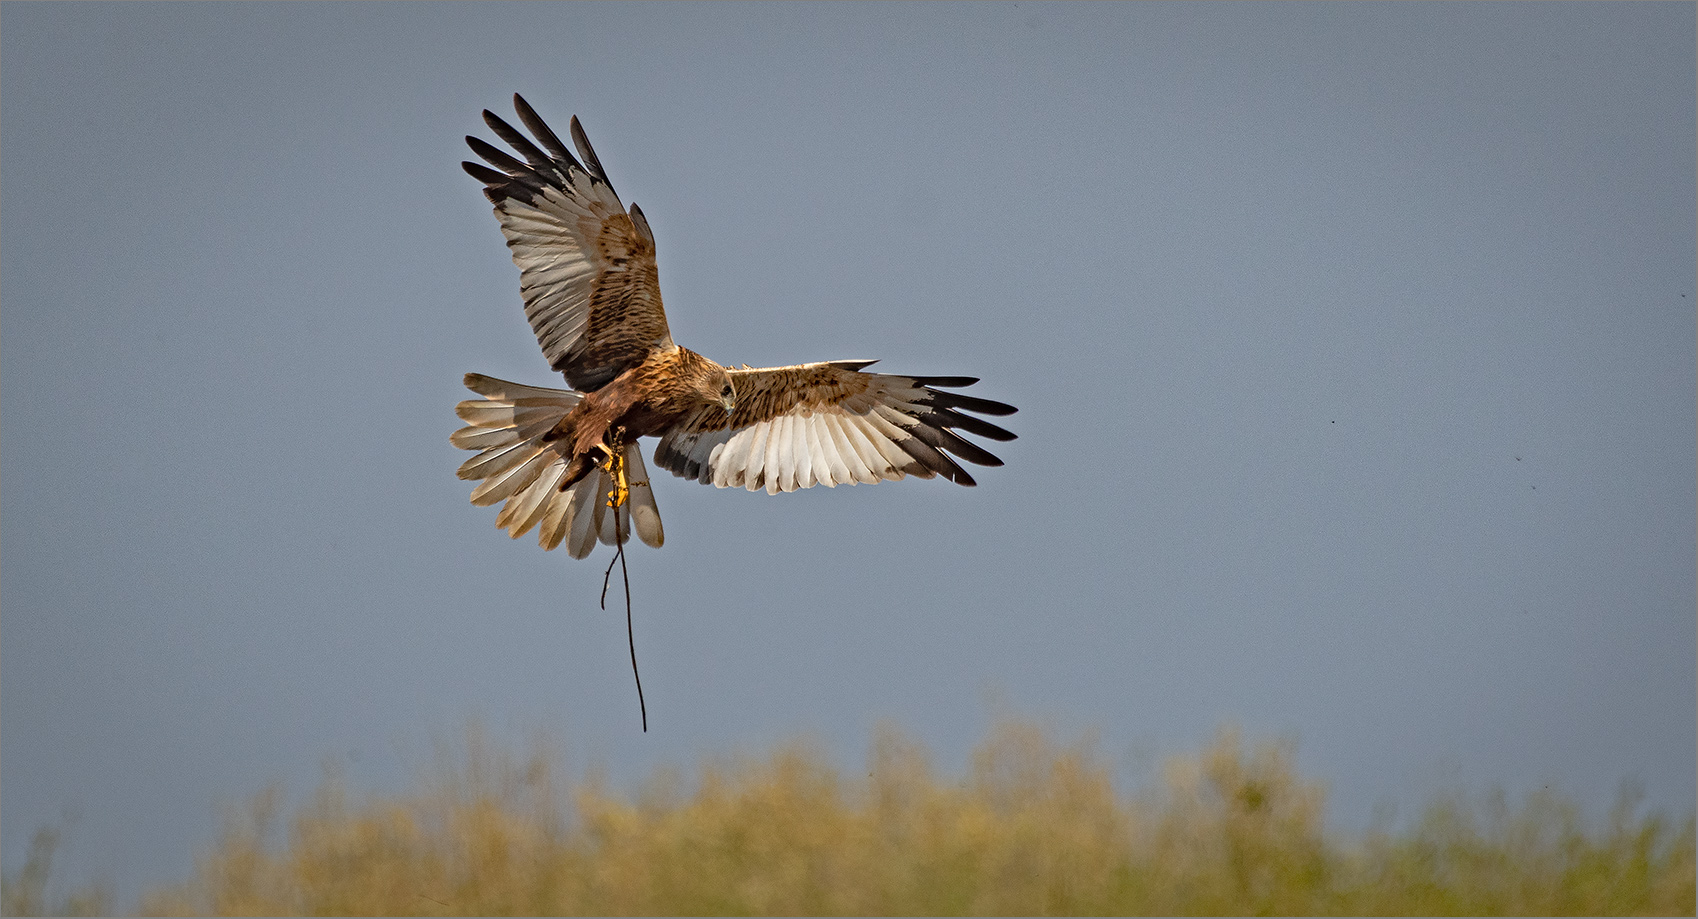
452,95,1017,558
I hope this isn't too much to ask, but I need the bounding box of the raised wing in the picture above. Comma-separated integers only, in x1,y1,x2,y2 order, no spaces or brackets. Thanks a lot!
652,361,1017,494
463,95,674,392
452,373,663,558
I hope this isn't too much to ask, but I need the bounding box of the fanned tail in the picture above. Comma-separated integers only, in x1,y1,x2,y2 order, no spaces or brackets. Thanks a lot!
452,373,663,558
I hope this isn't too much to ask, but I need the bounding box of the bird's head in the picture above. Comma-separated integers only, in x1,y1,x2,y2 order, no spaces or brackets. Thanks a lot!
677,348,737,417
686,359,736,416
712,367,737,415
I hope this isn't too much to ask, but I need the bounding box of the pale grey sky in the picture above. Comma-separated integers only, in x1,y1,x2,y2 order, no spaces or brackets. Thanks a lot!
3,1,1694,903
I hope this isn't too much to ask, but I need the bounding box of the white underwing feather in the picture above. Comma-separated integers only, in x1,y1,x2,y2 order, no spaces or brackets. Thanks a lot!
812,412,851,486
819,413,870,485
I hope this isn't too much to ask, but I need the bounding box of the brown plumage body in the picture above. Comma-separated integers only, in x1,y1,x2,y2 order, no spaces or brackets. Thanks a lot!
545,346,735,489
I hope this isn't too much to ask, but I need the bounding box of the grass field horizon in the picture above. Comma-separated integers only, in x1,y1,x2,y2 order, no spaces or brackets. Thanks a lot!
5,719,1692,916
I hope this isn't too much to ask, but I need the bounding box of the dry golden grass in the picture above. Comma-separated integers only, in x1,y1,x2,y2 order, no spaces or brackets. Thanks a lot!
8,720,1692,916
1,827,112,918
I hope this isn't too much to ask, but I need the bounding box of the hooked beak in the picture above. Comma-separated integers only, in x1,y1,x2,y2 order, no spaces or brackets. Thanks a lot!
720,397,736,415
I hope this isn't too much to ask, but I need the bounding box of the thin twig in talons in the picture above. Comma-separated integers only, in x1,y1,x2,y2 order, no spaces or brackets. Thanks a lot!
619,524,643,732
599,540,620,607
598,491,646,732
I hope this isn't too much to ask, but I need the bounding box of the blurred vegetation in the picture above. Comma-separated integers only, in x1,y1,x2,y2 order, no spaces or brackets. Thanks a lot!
1,827,111,917
7,721,1692,916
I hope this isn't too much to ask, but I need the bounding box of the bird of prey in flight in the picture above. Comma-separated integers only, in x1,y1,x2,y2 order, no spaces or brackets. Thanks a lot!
452,95,1017,559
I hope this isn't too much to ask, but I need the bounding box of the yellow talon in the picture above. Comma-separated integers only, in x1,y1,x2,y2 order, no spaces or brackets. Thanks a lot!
602,433,630,509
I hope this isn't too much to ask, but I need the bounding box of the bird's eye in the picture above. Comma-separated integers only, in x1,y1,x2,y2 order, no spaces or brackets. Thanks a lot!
722,385,732,396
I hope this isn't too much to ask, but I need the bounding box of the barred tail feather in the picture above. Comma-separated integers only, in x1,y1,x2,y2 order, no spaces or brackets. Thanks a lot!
451,373,663,557
622,445,664,549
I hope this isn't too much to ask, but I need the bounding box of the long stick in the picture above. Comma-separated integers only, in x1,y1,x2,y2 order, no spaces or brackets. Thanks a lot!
600,503,646,732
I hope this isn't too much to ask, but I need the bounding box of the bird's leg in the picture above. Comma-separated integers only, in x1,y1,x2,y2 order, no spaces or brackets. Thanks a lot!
558,448,602,492
602,427,629,509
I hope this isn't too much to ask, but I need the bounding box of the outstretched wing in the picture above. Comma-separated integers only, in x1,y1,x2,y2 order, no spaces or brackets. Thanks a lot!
451,373,663,558
652,361,1016,494
463,94,674,392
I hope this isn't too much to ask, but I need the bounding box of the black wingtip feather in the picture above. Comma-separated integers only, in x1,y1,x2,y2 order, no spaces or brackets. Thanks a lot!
930,389,1018,417
462,160,494,180
921,423,1005,468
569,115,611,187
929,406,1017,442
513,95,582,170
893,433,972,484
463,160,517,192
911,375,979,388
466,135,531,176
481,111,555,172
